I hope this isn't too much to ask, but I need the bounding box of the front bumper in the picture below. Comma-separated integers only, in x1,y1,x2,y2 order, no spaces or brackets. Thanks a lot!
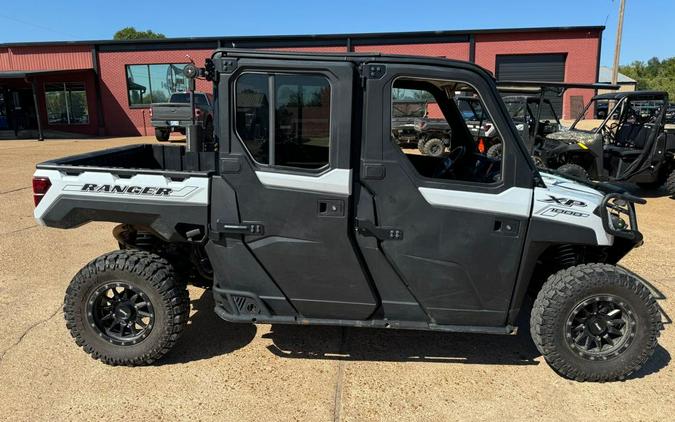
598,192,646,242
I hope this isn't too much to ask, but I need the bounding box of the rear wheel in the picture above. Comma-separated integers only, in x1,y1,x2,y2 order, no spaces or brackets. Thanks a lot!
155,128,170,142
423,138,446,157
64,250,189,365
417,137,428,154
531,263,661,381
557,163,589,181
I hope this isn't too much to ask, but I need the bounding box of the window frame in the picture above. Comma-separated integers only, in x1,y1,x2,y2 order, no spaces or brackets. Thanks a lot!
233,70,334,174
125,63,189,108
388,75,506,189
44,82,89,126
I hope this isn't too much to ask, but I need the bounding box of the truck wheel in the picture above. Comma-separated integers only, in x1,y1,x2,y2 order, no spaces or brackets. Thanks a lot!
155,128,170,142
423,138,446,157
531,263,661,381
557,163,589,181
417,137,428,154
486,143,502,160
64,250,189,366
666,169,675,197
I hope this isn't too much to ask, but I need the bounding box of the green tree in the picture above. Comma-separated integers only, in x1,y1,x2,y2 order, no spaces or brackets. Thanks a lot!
619,57,675,100
113,27,166,40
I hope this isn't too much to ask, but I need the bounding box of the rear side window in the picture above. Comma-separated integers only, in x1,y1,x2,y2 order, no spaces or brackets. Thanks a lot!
235,73,331,170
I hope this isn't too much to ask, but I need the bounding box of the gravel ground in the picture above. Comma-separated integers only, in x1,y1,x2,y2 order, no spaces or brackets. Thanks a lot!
0,138,673,421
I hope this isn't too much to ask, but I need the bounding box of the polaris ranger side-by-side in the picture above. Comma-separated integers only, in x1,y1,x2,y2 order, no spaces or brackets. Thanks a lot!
33,50,666,381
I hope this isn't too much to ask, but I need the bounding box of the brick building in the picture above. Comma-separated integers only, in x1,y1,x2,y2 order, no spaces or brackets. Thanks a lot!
0,26,603,139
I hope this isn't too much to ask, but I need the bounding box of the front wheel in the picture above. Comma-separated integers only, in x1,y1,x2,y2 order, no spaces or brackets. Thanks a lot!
155,128,170,142
486,143,502,160
557,163,589,181
64,250,190,365
666,168,675,197
531,263,661,381
417,137,428,154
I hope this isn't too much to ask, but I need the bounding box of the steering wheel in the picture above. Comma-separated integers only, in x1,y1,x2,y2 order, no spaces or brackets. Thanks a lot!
433,146,466,178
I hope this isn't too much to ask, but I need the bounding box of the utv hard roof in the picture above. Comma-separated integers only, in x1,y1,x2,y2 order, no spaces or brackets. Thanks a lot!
592,90,669,101
212,48,496,78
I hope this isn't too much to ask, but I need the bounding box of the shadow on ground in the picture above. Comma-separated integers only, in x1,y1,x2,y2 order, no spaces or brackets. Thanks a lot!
159,292,671,376
158,292,257,365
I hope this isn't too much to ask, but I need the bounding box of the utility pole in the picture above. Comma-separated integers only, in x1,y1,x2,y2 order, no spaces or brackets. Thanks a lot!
611,0,626,85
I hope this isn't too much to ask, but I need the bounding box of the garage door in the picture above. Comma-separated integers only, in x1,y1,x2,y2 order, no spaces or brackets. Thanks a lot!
496,54,566,117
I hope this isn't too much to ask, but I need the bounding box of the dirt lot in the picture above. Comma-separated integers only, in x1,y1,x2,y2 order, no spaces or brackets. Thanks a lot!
0,137,673,421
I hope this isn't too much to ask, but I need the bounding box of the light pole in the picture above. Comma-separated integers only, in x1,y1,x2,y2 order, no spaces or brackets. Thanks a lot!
611,0,626,86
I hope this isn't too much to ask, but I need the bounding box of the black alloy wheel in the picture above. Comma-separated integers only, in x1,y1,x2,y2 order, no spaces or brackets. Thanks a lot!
566,295,636,360
87,282,155,346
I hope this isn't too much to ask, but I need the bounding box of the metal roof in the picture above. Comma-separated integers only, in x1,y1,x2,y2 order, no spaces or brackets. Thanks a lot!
598,66,637,84
0,26,604,49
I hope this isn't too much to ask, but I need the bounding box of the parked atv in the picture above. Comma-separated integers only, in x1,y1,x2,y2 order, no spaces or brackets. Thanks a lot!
416,96,499,156
486,93,565,165
413,118,451,156
543,91,675,194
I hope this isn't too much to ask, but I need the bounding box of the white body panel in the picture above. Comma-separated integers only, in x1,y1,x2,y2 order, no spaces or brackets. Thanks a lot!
418,186,533,218
534,172,612,245
255,168,352,195
33,169,209,225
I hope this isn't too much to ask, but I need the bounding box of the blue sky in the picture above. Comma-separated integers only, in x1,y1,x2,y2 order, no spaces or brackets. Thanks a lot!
0,0,672,66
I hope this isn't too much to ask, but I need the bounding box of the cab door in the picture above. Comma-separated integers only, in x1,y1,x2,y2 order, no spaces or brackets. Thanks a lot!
216,57,377,320
356,62,534,326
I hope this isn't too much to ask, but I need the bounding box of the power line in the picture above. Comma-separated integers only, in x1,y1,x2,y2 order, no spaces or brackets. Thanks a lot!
0,13,77,39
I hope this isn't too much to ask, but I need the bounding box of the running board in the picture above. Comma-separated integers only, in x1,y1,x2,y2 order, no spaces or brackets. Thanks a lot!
213,306,518,335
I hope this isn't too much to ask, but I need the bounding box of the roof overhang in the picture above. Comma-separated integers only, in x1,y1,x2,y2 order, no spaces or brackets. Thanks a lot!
0,69,93,79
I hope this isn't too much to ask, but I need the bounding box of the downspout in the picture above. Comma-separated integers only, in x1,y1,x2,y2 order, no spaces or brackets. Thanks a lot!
29,78,44,141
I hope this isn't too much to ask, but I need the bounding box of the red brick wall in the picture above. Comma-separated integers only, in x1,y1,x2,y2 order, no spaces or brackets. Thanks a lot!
354,42,470,60
94,32,599,135
0,45,93,71
98,49,213,136
474,29,601,119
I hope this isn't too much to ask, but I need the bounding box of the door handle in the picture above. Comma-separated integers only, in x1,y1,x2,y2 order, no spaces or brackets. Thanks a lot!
318,199,344,217
355,219,403,240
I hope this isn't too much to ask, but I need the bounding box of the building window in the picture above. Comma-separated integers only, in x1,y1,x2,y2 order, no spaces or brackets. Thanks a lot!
126,64,188,106
45,83,89,125
235,73,331,170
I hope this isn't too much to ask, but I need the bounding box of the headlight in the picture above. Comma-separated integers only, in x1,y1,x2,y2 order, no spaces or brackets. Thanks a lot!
609,213,627,231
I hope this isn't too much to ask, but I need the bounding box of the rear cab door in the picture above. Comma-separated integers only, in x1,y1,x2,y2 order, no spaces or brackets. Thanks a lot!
356,60,536,327
212,53,378,320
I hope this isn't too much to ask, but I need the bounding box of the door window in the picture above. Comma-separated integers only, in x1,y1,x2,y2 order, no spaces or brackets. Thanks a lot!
391,78,502,184
235,73,331,170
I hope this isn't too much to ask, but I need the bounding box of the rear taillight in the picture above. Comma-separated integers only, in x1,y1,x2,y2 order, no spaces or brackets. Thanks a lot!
149,107,153,117
195,108,201,118
32,176,51,207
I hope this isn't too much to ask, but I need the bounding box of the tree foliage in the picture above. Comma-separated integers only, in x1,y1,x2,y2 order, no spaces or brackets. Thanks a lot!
619,57,675,100
113,27,166,40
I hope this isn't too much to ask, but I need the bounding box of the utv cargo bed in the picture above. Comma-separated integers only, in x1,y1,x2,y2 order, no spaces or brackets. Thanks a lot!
33,144,213,240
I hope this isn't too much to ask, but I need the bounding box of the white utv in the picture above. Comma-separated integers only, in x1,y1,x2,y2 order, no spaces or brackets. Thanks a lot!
32,50,666,381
